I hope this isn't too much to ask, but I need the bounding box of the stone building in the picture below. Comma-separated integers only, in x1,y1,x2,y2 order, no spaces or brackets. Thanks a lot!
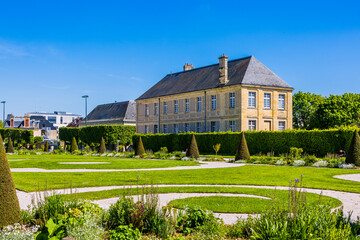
136,55,293,134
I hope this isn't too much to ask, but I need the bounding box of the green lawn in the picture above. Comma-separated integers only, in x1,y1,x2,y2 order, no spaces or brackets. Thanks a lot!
7,155,199,169
12,165,360,193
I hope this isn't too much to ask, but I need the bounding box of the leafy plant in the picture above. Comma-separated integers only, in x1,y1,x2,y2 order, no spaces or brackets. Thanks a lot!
345,129,360,166
212,143,220,157
109,225,141,240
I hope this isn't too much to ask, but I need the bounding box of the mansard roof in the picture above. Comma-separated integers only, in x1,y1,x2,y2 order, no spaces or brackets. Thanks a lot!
86,100,136,122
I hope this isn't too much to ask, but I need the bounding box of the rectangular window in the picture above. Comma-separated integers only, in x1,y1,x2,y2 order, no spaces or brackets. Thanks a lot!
249,120,256,131
229,120,235,132
174,100,178,113
145,104,149,116
196,122,202,133
184,123,189,132
211,95,217,110
197,97,202,112
48,116,56,124
229,93,235,108
279,121,285,131
279,94,285,110
163,102,168,114
211,121,216,132
248,92,256,108
163,124,167,133
154,103,158,115
154,125,158,133
60,117,63,124
145,125,149,134
185,99,189,112
264,93,271,108
174,124,178,133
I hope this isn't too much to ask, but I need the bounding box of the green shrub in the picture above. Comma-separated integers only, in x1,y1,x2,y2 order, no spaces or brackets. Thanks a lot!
6,137,14,153
104,197,133,230
235,132,250,160
135,136,145,156
0,135,22,227
99,137,106,154
109,225,141,240
186,134,199,159
44,141,49,152
0,129,33,144
70,137,78,153
345,129,360,166
33,136,43,144
289,147,303,160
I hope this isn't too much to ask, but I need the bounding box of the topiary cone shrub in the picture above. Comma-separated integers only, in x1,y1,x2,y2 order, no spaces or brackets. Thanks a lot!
70,137,78,153
44,141,49,152
235,132,251,161
6,138,14,153
0,135,22,227
99,137,106,154
346,129,360,166
186,134,200,159
135,136,145,156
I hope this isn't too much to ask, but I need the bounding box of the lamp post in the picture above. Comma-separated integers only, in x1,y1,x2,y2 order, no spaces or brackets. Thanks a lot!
82,95,89,126
0,101,5,125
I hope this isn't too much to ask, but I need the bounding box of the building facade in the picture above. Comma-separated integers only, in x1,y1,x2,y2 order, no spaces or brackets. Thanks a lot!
27,111,81,129
136,55,293,134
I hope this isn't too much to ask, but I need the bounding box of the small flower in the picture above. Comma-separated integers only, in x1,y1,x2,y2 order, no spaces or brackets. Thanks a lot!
137,175,140,178
295,178,299,182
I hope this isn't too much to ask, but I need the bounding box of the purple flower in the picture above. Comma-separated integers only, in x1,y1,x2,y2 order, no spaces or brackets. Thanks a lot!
137,175,140,178
295,178,299,182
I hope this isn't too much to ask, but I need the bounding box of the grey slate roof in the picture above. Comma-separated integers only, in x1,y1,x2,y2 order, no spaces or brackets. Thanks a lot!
86,101,136,122
137,56,293,100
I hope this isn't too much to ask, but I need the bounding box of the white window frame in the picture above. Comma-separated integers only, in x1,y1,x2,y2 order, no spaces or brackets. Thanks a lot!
229,93,235,108
174,100,178,114
196,122,202,133
185,99,189,112
163,102,167,115
229,120,235,132
154,103,158,115
249,120,256,131
249,92,256,108
197,97,202,112
279,121,285,131
184,123,189,132
264,93,271,109
279,94,285,110
211,95,216,110
145,104,149,116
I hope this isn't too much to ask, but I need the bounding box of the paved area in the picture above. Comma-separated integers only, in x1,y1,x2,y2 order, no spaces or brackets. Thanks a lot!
334,173,360,183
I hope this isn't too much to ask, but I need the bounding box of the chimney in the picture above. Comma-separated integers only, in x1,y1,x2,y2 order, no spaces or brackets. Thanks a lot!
183,63,194,71
24,114,30,128
218,53,229,85
10,114,14,127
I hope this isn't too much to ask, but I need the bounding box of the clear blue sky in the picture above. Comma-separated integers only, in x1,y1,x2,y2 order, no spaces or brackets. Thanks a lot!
0,1,359,118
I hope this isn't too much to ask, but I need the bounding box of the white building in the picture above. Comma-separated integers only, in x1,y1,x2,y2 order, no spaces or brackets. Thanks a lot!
27,111,81,129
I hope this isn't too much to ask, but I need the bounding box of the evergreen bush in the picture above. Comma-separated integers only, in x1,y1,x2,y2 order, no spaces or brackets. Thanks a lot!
70,137,78,153
186,134,200,159
135,136,145,156
235,132,250,160
6,137,14,153
99,137,106,154
345,129,360,166
0,135,22,227
44,141,49,152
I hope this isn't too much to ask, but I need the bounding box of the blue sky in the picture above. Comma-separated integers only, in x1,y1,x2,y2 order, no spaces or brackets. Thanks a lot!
0,1,359,117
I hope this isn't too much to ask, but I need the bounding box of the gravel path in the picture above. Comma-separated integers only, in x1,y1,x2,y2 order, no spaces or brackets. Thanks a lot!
334,173,360,183
10,161,244,172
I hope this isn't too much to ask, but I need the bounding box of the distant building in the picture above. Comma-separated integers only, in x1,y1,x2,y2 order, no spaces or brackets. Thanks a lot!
79,101,136,127
27,111,81,128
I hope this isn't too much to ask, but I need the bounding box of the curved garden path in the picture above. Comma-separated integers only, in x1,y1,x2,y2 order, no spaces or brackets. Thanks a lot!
334,173,360,183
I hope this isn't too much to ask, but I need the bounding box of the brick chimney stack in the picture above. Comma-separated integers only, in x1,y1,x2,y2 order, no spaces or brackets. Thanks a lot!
24,114,30,128
10,114,14,127
183,63,194,71
218,54,229,85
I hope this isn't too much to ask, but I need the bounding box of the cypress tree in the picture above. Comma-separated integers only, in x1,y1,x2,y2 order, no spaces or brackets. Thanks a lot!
99,137,106,154
346,129,360,166
6,138,14,153
44,141,49,152
70,137,78,153
135,136,145,156
235,132,251,160
186,134,200,159
0,135,22,227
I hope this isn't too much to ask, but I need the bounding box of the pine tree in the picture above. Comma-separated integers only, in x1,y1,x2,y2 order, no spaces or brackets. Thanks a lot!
235,132,251,160
135,136,145,156
346,129,360,166
6,138,14,153
186,134,200,159
44,141,49,152
0,135,22,227
99,137,106,154
70,137,78,153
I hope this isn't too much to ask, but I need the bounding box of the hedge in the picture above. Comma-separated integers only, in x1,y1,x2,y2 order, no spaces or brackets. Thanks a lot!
59,125,136,145
0,129,33,143
132,128,356,157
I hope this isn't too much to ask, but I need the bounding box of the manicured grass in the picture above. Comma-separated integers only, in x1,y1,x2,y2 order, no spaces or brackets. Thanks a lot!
7,155,198,169
12,165,360,193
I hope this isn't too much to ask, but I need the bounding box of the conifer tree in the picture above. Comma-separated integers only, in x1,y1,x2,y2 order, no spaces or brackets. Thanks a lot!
99,137,106,154
135,136,145,156
0,135,22,227
44,141,49,152
70,137,78,153
186,134,200,159
6,138,14,153
346,129,360,166
235,132,251,160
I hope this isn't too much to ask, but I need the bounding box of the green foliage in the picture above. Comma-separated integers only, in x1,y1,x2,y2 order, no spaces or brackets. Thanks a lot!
109,225,141,240
235,132,250,160
70,137,78,153
135,136,145,156
213,143,220,156
0,120,3,128
0,128,33,143
0,135,22,227
289,147,303,160
59,127,81,143
133,128,357,157
345,129,360,166
6,137,14,153
98,137,106,154
186,134,199,159
33,136,43,144
44,141,49,152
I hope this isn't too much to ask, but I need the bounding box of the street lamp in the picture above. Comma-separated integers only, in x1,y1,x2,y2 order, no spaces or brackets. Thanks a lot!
0,101,5,124
82,95,89,126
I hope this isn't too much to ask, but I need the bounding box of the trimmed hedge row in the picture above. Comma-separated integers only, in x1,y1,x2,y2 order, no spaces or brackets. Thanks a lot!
59,125,136,145
132,129,356,157
0,129,33,143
